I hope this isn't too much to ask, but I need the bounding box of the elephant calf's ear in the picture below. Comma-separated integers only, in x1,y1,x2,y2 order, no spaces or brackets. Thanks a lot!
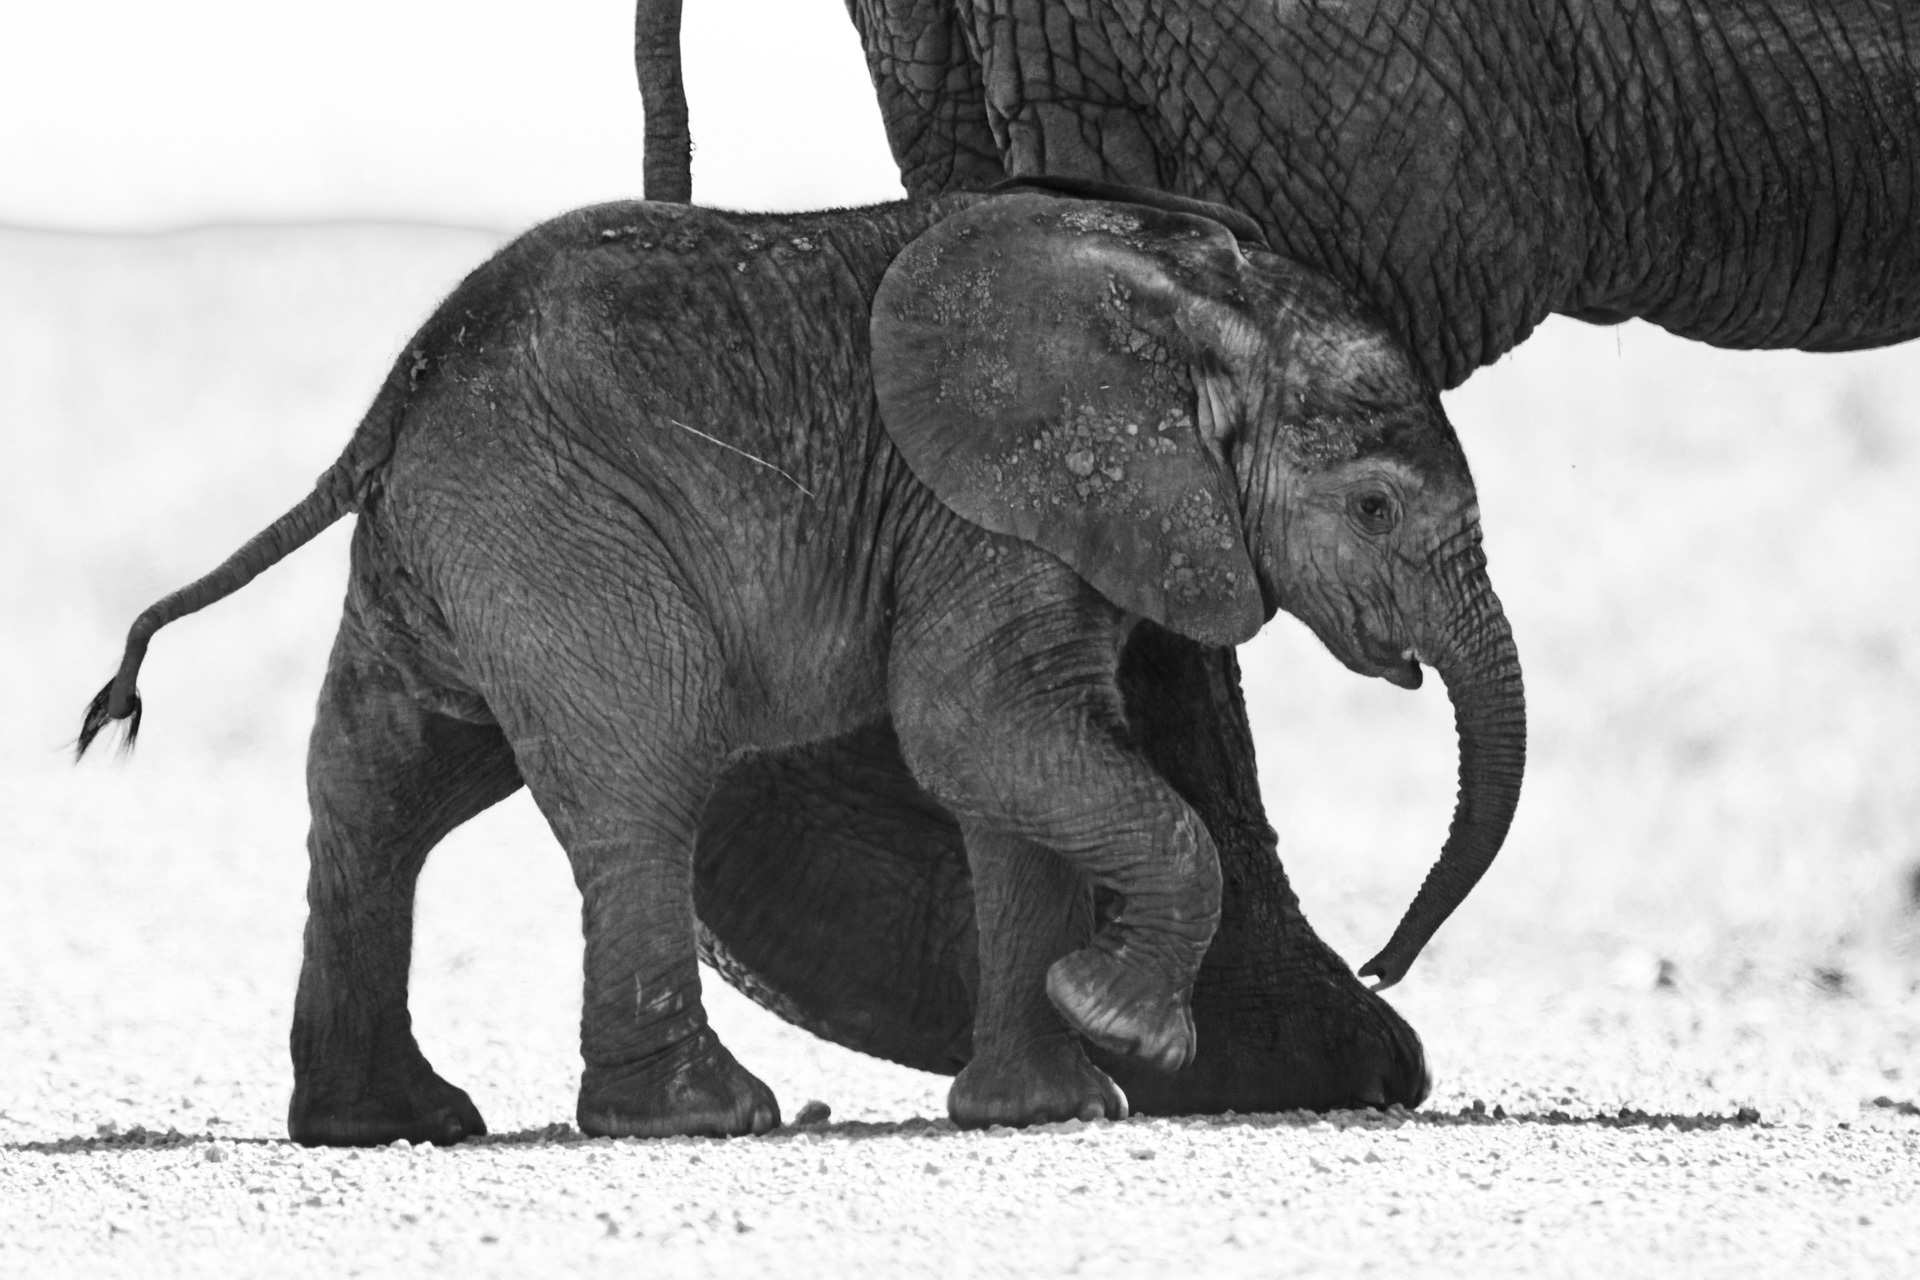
871,193,1265,648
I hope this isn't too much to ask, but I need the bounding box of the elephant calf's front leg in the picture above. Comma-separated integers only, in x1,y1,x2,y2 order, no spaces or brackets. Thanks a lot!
1037,802,1219,1073
948,831,1128,1128
893,590,1223,1080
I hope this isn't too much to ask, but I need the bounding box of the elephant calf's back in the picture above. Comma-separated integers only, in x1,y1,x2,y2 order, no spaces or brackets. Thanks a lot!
360,200,958,749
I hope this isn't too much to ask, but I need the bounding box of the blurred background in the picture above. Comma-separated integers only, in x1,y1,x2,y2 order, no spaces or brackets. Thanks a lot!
2,0,1915,1141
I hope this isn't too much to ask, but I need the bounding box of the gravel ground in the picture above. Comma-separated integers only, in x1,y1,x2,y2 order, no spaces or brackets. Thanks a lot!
9,1112,1918,1279
3,224,1918,1277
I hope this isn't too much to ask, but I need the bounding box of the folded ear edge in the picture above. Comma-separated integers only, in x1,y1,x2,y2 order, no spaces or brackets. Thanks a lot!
988,174,1272,251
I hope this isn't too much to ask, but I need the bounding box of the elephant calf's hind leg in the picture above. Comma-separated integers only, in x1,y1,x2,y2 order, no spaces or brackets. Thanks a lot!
508,710,779,1140
289,630,522,1147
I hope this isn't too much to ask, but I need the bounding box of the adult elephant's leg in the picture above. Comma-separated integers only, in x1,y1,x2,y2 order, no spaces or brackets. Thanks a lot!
289,625,522,1147
843,0,1006,195
1099,624,1431,1113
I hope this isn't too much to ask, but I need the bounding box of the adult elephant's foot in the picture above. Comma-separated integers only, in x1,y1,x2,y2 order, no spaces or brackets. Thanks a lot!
287,1056,486,1147
1108,626,1432,1113
577,1030,780,1139
1045,946,1196,1073
1096,914,1431,1114
948,1034,1128,1128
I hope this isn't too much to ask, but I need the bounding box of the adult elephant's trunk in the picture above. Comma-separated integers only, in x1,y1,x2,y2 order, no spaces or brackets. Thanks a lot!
1359,535,1525,989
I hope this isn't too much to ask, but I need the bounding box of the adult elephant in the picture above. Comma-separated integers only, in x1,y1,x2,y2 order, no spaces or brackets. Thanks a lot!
838,0,1920,384
635,0,1919,1114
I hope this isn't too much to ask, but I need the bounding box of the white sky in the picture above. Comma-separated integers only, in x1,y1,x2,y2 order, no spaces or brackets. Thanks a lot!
0,0,906,230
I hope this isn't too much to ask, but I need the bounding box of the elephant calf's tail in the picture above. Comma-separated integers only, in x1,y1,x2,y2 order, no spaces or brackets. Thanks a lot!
76,465,358,759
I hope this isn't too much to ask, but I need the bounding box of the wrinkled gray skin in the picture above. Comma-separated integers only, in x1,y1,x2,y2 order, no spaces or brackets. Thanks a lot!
633,0,1918,1113
80,188,1520,1141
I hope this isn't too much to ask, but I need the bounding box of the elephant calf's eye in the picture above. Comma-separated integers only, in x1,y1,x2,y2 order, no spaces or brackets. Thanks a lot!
1347,489,1399,535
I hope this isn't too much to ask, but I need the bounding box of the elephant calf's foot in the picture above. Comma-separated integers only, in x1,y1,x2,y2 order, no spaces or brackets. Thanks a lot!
288,1062,486,1148
949,1035,1128,1129
578,1030,780,1139
1045,947,1196,1073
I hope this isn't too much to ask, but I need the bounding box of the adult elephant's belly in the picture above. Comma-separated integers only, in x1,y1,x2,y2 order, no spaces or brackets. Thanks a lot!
691,721,981,1076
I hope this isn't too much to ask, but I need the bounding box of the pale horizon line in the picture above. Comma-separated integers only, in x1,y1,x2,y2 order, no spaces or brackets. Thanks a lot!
0,215,520,242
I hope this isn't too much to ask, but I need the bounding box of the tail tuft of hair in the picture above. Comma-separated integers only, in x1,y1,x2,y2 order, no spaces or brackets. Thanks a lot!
76,680,142,760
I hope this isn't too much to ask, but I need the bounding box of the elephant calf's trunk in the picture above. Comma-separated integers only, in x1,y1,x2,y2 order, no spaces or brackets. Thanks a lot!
1359,574,1525,989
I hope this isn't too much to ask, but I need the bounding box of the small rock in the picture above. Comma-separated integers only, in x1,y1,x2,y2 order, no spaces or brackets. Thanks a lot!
1128,1148,1155,1161
1812,966,1852,996
203,1143,227,1163
793,1101,832,1127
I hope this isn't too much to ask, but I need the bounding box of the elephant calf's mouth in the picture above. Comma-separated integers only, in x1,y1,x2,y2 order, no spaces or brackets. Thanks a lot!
1324,623,1426,690
1358,639,1423,690
1379,654,1423,690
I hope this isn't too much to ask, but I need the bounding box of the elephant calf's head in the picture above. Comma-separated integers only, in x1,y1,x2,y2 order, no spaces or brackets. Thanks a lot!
872,190,1524,989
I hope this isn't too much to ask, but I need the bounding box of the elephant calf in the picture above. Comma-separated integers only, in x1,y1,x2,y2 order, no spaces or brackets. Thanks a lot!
80,182,1523,1143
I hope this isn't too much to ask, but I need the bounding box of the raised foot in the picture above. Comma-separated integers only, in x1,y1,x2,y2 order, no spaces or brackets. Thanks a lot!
578,1029,779,1139
288,1064,485,1147
1045,946,1196,1073
949,1035,1129,1129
